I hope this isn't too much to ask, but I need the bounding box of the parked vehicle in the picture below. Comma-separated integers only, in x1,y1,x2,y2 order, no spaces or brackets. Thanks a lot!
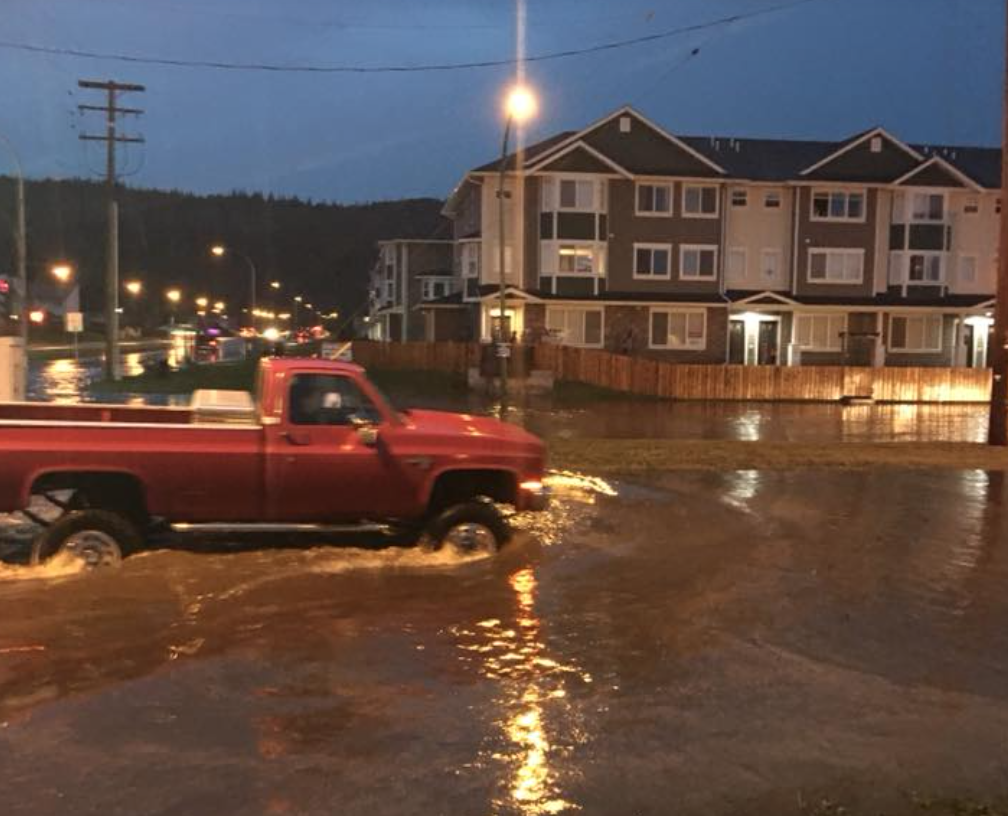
0,359,548,568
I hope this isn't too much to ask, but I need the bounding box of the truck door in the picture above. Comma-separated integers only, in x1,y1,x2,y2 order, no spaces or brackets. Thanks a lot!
264,372,409,522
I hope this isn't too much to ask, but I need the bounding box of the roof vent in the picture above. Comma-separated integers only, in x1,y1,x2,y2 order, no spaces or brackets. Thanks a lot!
870,136,882,153
734,140,741,153
619,116,631,133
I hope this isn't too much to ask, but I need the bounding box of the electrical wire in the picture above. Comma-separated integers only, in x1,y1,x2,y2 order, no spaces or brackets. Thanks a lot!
0,0,828,75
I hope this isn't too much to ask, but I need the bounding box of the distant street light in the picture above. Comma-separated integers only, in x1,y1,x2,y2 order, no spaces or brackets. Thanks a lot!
124,280,142,296
51,263,73,283
28,309,44,324
270,281,281,290
210,244,256,328
213,301,225,312
165,288,181,303
195,296,209,309
496,83,539,399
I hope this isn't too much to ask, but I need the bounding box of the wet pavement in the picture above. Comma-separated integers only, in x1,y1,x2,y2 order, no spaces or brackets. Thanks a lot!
2,469,1008,815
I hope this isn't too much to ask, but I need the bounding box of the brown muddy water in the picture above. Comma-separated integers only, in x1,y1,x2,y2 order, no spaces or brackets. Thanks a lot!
2,469,1008,815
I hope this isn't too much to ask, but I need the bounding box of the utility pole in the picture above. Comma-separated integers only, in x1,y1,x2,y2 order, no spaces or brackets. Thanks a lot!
990,8,1008,445
78,79,145,381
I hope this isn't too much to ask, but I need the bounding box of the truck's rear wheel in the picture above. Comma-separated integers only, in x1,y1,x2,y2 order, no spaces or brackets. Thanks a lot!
424,501,510,555
31,510,141,569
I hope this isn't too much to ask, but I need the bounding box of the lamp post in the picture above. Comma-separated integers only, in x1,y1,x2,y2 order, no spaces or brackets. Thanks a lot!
50,263,76,359
165,288,181,326
210,245,257,330
0,133,26,350
496,85,537,400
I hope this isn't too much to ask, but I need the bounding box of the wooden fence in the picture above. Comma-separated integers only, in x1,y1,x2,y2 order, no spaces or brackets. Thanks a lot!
351,341,992,403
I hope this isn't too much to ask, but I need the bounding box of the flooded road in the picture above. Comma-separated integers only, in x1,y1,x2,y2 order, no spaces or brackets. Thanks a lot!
2,470,1008,815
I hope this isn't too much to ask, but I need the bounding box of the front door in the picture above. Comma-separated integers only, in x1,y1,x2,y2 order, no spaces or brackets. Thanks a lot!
963,324,976,368
264,373,408,522
757,321,780,365
728,320,745,364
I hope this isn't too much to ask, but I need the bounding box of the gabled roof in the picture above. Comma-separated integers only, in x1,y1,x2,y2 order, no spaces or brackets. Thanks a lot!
728,291,799,306
799,127,924,177
477,285,542,302
526,140,632,177
471,131,577,173
893,156,983,191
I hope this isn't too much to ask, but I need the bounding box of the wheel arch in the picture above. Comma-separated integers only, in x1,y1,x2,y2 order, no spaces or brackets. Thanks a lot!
424,466,519,517
29,469,150,526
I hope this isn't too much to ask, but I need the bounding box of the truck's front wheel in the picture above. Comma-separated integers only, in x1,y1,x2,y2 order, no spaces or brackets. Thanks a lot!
31,510,141,569
424,501,510,555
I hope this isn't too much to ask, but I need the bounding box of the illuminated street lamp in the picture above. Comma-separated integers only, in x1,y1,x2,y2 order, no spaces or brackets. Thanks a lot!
210,244,256,327
124,280,142,296
270,281,281,290
213,301,226,312
195,296,209,309
496,84,538,400
50,263,73,283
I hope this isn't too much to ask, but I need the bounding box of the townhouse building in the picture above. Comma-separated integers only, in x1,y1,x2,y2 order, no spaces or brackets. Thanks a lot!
407,105,1001,368
366,236,454,342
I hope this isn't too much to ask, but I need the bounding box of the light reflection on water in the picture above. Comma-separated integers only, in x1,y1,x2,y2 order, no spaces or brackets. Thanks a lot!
454,567,591,815
27,351,185,405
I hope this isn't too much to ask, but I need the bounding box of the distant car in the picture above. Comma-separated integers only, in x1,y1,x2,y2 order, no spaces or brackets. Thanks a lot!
195,326,236,362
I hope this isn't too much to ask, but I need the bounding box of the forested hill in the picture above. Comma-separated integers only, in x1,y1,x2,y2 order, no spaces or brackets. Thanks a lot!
0,177,446,320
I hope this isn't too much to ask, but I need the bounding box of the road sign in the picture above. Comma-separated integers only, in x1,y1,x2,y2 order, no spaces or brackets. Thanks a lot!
496,343,511,358
321,341,353,362
65,312,84,333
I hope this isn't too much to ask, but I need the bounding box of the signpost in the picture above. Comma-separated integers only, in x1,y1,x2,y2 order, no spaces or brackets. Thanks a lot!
65,311,84,361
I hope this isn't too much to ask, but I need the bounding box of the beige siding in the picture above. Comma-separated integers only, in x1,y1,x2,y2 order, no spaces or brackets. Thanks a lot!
723,184,792,291
480,176,523,288
947,190,999,295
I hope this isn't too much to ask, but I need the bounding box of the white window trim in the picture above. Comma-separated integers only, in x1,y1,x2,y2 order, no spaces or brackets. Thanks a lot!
545,306,605,348
963,197,980,216
556,176,599,213
679,244,719,281
810,188,868,223
888,313,944,353
730,188,748,208
906,189,947,224
648,307,708,350
681,184,720,219
764,190,783,209
760,248,782,279
634,182,673,217
807,248,865,285
633,242,673,280
793,313,847,352
904,250,946,285
552,240,606,278
958,253,978,285
727,246,748,279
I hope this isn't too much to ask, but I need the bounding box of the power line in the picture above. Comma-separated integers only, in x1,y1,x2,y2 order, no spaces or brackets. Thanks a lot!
0,0,827,75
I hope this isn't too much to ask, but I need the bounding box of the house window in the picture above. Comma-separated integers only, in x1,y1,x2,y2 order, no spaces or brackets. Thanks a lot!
808,249,864,284
650,309,706,349
907,253,944,284
764,191,782,209
889,314,943,352
964,198,980,216
636,183,672,215
682,184,719,217
959,255,977,285
731,188,748,208
727,248,747,279
545,307,603,347
461,243,480,278
811,189,865,221
634,243,672,278
761,249,782,279
795,314,846,351
558,178,595,211
870,136,883,153
557,244,595,274
421,278,452,301
910,192,944,222
680,245,718,280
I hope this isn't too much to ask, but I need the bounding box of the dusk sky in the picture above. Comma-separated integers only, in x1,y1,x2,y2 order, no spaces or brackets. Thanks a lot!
2,0,1003,203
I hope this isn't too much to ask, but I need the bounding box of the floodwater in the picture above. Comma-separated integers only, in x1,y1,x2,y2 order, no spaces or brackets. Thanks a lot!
2,470,1008,815
27,348,187,405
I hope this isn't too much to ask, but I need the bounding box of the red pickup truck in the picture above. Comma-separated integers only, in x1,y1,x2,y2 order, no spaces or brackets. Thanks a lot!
0,358,548,568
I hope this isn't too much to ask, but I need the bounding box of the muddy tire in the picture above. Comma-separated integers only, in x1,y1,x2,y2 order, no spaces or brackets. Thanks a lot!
423,501,510,555
30,510,141,569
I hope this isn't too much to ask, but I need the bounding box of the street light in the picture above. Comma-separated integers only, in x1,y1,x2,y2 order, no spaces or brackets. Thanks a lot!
270,281,281,290
124,280,142,296
497,84,538,399
210,244,257,328
51,263,73,283
195,296,209,309
165,288,181,327
213,301,225,312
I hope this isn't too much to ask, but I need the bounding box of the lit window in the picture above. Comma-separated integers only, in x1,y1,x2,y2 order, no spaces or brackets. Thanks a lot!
557,245,594,274
683,185,718,217
808,249,864,283
889,314,942,352
650,309,706,349
795,314,846,351
545,307,603,347
907,253,944,284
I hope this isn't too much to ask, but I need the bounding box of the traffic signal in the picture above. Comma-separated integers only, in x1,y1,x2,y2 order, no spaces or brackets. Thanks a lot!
0,275,10,335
